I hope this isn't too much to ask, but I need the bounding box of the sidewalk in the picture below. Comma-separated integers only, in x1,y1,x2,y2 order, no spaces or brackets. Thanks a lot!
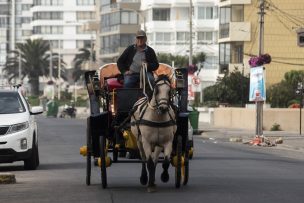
199,122,304,153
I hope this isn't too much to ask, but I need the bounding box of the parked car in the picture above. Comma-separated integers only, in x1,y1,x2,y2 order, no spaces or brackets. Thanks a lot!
0,87,43,170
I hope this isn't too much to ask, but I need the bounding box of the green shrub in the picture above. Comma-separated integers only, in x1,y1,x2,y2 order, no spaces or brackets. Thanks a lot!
271,123,281,131
27,96,40,106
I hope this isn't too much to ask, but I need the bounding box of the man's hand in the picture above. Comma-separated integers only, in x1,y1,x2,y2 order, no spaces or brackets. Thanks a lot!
125,70,131,75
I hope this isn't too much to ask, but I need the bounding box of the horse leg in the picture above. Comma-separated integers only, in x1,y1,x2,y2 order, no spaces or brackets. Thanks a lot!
142,141,156,192
161,142,172,183
137,141,148,185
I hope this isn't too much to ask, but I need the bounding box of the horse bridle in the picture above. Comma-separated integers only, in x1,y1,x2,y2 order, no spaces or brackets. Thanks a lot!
150,78,171,112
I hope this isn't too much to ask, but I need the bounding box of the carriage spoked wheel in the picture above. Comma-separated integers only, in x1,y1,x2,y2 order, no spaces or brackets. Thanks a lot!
175,135,182,188
100,135,107,189
86,125,92,186
112,129,119,163
182,148,189,186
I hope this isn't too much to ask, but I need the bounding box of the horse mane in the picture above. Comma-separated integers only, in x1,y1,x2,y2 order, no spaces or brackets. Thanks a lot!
155,74,171,84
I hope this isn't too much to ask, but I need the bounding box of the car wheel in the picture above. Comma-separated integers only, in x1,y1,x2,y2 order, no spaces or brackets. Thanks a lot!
24,135,39,170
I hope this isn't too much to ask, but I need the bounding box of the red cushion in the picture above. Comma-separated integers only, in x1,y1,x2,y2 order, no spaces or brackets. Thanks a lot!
105,78,123,91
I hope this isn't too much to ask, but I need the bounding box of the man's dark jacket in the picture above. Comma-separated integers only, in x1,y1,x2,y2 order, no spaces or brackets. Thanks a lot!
117,44,159,74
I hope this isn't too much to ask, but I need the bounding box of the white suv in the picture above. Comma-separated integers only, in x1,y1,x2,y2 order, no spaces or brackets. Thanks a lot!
0,88,43,170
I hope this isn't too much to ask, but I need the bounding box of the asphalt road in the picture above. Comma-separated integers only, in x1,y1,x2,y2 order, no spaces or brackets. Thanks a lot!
1,116,304,203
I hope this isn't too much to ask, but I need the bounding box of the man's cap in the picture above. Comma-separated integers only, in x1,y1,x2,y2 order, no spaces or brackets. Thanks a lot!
136,30,146,38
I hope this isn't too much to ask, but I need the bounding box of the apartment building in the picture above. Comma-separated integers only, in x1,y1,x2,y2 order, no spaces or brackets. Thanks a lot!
0,0,32,83
220,0,304,86
99,0,141,63
30,0,97,69
141,0,219,71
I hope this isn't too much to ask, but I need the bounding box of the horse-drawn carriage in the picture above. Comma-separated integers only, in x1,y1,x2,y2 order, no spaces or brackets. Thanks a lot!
80,63,193,191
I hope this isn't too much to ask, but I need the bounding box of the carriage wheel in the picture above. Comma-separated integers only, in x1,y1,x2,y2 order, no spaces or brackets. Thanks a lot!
113,129,119,163
175,135,182,188
100,135,107,189
182,153,189,185
86,121,92,186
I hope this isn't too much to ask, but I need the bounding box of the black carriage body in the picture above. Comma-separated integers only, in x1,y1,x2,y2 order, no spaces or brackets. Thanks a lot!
87,112,110,157
112,88,144,126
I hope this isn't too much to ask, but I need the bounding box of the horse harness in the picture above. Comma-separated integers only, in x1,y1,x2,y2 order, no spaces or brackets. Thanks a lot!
130,77,176,136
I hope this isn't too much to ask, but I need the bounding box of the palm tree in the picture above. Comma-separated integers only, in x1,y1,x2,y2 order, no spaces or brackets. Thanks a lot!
72,48,95,82
4,39,65,96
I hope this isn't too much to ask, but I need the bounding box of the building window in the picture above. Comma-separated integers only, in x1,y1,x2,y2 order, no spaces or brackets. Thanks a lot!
33,26,63,34
77,40,91,48
219,43,231,66
101,34,119,54
231,43,243,63
0,5,9,15
176,32,189,44
121,11,138,24
120,34,135,47
155,32,171,44
153,8,170,21
34,0,63,5
198,6,217,19
33,12,63,20
231,5,244,22
0,17,8,28
101,12,120,32
77,0,95,5
77,12,95,20
197,31,213,43
22,30,32,36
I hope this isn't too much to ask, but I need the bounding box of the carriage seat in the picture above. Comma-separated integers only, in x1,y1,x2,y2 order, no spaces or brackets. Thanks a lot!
99,63,175,90
105,78,123,91
99,63,122,90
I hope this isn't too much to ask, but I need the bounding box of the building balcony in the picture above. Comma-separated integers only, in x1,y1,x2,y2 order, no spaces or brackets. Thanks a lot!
218,22,250,43
219,0,251,7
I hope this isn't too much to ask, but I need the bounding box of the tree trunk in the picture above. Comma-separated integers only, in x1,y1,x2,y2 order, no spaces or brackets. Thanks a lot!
29,77,40,96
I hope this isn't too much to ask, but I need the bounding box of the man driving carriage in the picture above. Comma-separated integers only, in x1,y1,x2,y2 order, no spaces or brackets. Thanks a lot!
117,30,159,90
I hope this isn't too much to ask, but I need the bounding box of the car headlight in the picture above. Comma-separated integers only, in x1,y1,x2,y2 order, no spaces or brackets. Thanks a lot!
6,122,29,134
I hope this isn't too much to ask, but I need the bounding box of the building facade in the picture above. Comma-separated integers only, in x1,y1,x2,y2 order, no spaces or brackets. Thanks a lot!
98,0,141,63
0,0,32,84
220,0,304,86
30,0,97,69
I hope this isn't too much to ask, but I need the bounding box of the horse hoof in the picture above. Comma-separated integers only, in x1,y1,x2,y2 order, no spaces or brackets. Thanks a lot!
140,175,148,185
147,185,157,193
161,171,169,183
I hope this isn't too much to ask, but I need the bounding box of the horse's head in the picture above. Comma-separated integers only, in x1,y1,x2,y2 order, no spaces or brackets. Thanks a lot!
153,75,171,114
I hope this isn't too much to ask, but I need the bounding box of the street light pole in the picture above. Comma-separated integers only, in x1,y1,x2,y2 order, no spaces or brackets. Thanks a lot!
189,0,193,66
49,41,53,81
18,49,21,83
58,39,61,100
256,0,265,137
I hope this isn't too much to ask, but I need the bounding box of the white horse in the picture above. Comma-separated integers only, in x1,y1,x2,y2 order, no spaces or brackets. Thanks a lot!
131,74,177,192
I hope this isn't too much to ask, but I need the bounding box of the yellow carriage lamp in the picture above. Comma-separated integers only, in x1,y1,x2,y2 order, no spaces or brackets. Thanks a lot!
80,146,87,156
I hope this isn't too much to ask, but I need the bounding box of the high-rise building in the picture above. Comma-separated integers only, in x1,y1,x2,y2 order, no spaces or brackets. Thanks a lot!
98,0,141,63
0,0,32,83
141,0,219,71
30,0,97,69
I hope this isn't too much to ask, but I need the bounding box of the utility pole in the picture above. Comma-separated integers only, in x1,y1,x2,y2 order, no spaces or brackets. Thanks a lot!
58,40,61,100
10,0,16,51
256,0,265,137
18,49,21,83
49,41,53,81
189,0,193,66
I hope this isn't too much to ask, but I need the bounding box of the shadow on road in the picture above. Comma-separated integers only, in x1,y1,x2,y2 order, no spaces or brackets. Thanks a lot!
0,165,24,172
37,162,85,170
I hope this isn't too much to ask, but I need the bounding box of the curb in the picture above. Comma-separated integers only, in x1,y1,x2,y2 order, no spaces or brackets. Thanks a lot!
0,173,16,184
